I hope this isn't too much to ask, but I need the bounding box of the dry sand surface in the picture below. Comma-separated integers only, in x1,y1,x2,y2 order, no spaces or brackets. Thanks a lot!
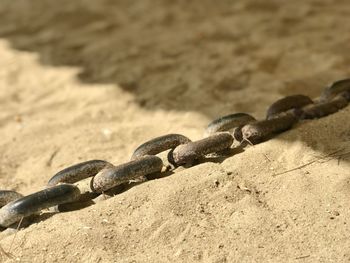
0,0,350,262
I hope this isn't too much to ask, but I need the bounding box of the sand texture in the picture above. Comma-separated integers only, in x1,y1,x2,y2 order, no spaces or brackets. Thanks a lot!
0,0,350,262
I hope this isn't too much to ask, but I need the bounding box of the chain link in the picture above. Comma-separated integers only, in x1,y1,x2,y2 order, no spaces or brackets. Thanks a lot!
320,79,350,102
131,134,191,160
169,133,234,166
0,78,349,229
266,94,313,120
48,160,113,186
241,113,297,144
91,155,163,193
0,184,80,227
205,113,256,136
300,95,348,119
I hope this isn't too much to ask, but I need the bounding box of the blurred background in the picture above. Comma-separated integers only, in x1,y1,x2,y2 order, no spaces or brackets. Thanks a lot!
1,0,349,118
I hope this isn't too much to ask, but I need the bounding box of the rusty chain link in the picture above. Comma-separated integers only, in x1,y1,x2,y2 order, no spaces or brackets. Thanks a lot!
0,78,349,229
48,160,114,186
266,94,313,120
92,155,163,193
131,134,191,160
205,113,256,135
0,184,80,227
169,133,234,166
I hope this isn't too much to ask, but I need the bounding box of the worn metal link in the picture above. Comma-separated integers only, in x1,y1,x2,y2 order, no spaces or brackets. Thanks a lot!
1,78,350,230
241,113,297,144
205,113,256,136
169,133,234,165
92,155,163,193
300,95,348,119
0,190,23,208
0,184,80,227
48,160,113,186
320,78,350,102
131,134,191,160
266,95,313,119
340,91,350,101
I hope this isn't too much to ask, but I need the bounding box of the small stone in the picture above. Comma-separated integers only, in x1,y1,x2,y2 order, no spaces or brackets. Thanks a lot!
101,128,113,140
329,210,340,219
14,115,22,122
214,180,220,187
101,219,109,224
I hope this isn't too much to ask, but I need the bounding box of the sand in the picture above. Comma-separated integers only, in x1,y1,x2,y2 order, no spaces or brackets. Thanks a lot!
0,0,350,262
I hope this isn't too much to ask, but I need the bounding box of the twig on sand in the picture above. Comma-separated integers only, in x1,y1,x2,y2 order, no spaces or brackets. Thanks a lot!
336,151,350,166
262,153,271,162
273,148,346,176
0,216,25,260
295,254,310,260
0,244,13,260
8,216,24,254
46,148,59,167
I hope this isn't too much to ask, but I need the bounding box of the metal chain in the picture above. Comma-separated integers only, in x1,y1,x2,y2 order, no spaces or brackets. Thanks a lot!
0,78,349,229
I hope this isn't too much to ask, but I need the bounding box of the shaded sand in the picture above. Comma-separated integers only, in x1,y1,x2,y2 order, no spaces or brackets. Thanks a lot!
0,0,350,262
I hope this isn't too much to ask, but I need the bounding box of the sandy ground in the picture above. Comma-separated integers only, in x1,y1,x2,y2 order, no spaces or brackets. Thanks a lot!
0,0,350,262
